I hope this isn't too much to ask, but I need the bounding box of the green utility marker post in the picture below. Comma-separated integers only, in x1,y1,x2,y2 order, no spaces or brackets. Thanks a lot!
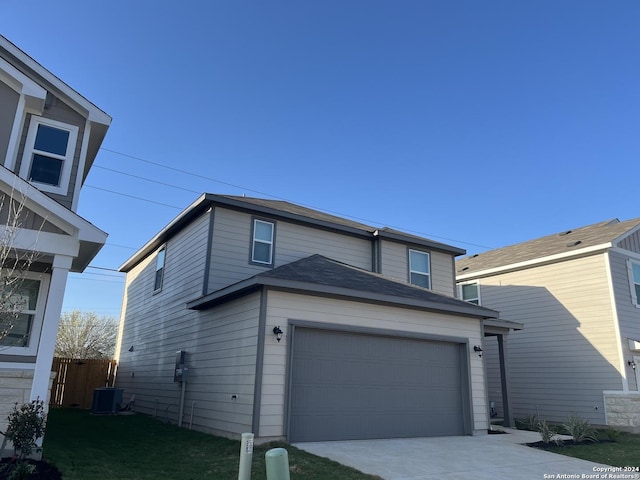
265,447,290,480
238,432,254,480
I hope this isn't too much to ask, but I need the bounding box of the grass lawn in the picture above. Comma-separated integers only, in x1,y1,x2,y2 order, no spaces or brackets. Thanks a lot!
43,409,381,480
541,431,640,468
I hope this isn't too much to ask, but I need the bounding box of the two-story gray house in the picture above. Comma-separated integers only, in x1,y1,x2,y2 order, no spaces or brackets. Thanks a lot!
116,194,519,442
0,34,110,449
457,218,640,432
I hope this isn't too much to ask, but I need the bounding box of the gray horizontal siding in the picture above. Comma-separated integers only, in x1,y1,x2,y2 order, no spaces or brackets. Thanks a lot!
608,250,640,390
380,240,456,297
117,211,212,426
208,207,372,293
0,81,18,166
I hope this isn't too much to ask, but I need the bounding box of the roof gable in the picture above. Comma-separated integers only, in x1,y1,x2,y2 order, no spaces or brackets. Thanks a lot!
0,166,107,271
457,218,640,278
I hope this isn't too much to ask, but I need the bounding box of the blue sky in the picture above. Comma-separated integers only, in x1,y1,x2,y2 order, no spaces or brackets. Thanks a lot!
1,1,639,318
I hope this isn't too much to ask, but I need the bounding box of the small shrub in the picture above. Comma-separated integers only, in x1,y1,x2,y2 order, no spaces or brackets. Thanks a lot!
604,427,628,443
516,414,539,431
1,460,36,480
2,399,46,459
563,415,598,444
537,420,558,444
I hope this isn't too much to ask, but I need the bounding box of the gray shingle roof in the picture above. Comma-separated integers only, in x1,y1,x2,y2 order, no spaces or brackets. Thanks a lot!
218,195,375,232
457,218,640,276
189,254,498,318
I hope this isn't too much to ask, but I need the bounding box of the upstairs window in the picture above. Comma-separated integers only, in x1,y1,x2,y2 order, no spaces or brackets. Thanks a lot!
154,247,166,292
409,249,430,289
629,260,640,307
20,116,78,195
460,282,480,305
251,219,274,266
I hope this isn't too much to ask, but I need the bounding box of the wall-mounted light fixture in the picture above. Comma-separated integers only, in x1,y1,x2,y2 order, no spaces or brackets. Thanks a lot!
628,360,637,370
473,345,483,357
273,326,283,342
128,345,134,352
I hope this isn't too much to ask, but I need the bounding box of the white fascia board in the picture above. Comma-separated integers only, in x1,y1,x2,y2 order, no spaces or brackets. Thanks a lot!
0,56,46,112
457,243,612,281
0,36,111,127
0,167,106,244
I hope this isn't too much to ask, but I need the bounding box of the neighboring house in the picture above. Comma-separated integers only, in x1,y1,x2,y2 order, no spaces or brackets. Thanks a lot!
457,218,640,431
0,35,110,448
116,194,519,443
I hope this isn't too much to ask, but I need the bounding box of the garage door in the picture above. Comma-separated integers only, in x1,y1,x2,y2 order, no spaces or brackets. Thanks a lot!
289,327,468,442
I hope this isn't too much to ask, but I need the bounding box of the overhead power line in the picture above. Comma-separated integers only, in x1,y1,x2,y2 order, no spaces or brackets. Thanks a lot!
98,147,494,250
85,184,183,210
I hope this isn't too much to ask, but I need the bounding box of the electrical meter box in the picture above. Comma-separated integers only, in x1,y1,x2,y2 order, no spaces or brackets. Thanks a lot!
174,350,187,383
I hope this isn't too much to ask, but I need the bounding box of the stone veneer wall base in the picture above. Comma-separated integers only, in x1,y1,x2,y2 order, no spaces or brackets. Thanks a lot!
604,391,640,433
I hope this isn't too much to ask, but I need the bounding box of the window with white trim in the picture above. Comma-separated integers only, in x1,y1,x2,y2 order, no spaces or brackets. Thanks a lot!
629,260,640,307
19,116,78,195
408,249,430,289
154,247,166,292
0,271,48,355
251,219,274,266
460,282,480,305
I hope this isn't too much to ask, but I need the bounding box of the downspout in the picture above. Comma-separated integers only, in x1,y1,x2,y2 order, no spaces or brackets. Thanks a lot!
202,206,215,296
372,230,382,273
251,288,268,435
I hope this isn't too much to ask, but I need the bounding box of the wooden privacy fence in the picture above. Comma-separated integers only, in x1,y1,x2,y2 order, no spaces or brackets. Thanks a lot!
50,358,117,409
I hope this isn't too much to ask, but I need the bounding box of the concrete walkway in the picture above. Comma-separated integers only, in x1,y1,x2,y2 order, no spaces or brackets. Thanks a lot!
295,429,617,480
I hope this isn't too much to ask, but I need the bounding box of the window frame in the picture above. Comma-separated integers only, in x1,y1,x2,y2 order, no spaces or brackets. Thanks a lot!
153,246,166,293
459,281,481,305
408,248,431,289
628,260,640,308
19,116,79,196
250,218,275,267
0,270,49,356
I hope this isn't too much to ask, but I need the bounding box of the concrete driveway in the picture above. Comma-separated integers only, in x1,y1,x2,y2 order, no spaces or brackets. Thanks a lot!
294,428,616,480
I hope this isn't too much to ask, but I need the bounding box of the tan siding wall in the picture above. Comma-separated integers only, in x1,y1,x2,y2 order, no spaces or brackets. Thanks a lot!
379,239,406,280
380,240,456,297
208,207,372,292
431,251,456,297
260,291,487,437
475,254,622,424
608,250,640,391
0,81,18,165
618,231,640,254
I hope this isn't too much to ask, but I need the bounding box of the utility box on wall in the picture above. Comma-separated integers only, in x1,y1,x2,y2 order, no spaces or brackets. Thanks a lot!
174,350,188,383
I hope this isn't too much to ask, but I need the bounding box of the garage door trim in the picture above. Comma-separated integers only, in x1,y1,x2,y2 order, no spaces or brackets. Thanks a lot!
285,320,473,441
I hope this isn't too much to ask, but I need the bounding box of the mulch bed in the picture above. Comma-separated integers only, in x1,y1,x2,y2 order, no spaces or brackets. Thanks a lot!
0,458,63,480
526,439,613,450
